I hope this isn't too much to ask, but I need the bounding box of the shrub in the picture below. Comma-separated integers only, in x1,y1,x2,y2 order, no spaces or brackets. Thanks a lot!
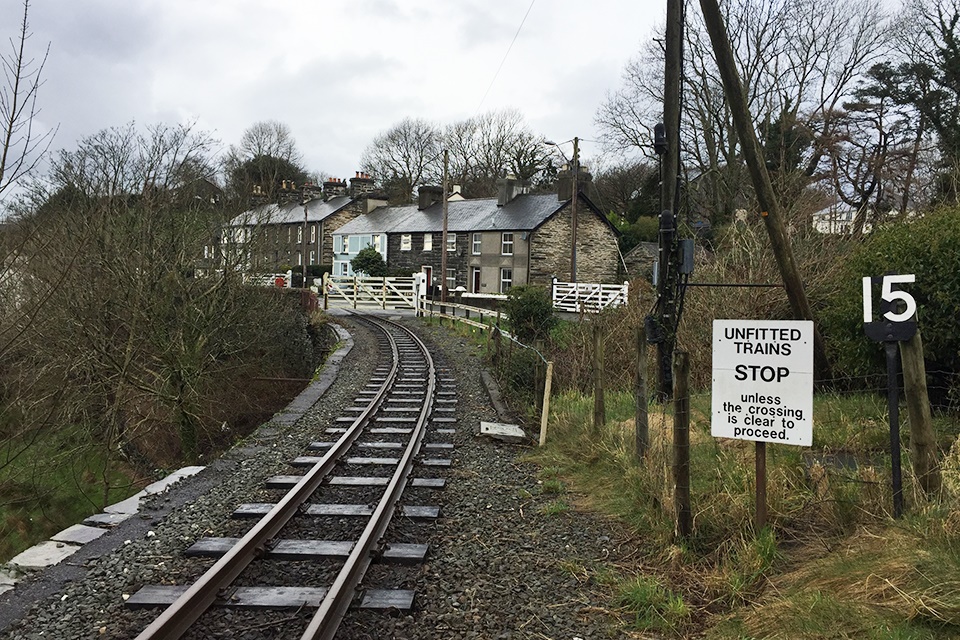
502,284,555,343
818,206,960,403
350,247,387,277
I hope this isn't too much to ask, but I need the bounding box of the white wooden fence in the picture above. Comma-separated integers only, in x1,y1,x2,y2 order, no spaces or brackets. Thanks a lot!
551,278,629,313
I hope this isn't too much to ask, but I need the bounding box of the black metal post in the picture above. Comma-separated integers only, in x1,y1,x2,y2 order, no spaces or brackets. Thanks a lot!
885,341,904,519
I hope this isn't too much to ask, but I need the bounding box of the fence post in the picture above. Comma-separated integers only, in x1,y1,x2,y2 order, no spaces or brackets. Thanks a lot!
900,328,941,496
635,323,649,459
539,361,554,446
593,323,606,431
352,276,358,309
673,351,692,539
382,277,387,309
322,272,329,310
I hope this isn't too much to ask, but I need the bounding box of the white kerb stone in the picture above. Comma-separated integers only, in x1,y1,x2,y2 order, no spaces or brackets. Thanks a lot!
51,524,108,545
8,540,80,569
478,421,527,444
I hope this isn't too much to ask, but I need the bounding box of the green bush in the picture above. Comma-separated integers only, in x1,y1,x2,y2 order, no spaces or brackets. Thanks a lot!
350,247,387,277
819,206,960,400
502,284,555,343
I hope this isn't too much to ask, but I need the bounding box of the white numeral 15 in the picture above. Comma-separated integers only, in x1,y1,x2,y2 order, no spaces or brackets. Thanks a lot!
862,274,916,323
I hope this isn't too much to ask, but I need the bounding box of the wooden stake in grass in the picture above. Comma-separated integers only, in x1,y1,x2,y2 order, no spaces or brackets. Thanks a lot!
673,351,692,539
899,328,941,496
539,360,554,446
593,323,606,430
636,324,649,459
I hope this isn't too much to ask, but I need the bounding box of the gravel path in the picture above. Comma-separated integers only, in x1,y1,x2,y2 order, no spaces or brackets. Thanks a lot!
0,313,634,640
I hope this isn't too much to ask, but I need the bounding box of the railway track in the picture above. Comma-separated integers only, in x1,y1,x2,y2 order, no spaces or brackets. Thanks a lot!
126,313,455,639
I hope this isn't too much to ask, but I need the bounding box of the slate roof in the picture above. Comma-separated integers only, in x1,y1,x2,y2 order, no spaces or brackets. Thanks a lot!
226,196,353,227
332,193,568,235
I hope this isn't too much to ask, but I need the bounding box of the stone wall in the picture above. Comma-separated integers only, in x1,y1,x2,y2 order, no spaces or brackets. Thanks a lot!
528,198,619,284
386,232,467,287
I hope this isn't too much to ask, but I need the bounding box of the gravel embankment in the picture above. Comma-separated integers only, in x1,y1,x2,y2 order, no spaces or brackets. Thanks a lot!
0,313,635,640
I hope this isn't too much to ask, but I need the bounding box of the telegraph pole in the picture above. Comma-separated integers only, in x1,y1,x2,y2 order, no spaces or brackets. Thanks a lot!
656,0,685,398
571,136,579,282
440,149,449,302
698,0,831,381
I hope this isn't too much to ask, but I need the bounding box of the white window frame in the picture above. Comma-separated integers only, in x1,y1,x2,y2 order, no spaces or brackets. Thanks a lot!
401,234,412,251
447,233,457,253
446,268,456,291
309,250,316,265
472,232,482,255
501,232,514,256
297,226,303,243
310,224,317,243
499,267,512,293
423,233,432,251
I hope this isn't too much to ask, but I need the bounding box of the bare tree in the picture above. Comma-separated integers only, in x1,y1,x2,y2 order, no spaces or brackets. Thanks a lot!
223,120,310,209
442,109,550,197
360,117,442,204
596,0,890,223
0,0,54,202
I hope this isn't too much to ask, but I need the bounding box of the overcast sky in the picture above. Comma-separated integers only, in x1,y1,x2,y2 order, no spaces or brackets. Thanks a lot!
9,0,661,184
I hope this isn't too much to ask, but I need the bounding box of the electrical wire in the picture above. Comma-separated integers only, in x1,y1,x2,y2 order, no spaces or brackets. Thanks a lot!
474,0,537,115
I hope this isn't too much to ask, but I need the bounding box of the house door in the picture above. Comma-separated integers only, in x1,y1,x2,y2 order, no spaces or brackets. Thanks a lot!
421,266,434,297
471,267,481,293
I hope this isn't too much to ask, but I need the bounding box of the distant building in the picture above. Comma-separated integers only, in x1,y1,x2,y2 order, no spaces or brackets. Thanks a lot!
222,172,386,272
331,175,621,293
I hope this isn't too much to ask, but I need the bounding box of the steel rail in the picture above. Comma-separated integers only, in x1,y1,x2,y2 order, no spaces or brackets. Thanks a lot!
133,322,402,640
301,315,437,640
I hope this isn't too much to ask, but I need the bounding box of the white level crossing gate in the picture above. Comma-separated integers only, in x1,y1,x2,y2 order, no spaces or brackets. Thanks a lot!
551,278,629,313
323,274,423,310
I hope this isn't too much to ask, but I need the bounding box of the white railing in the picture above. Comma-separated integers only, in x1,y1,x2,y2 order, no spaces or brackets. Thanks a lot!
245,271,293,288
551,278,629,313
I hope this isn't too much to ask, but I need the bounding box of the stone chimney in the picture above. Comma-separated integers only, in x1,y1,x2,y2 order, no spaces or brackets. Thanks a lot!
323,177,349,199
349,171,376,197
278,179,300,204
557,166,593,201
418,185,443,210
301,182,323,202
496,174,530,207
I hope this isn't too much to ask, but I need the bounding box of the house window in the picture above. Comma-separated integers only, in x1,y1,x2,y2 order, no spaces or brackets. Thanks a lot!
423,233,432,251
287,227,292,242
401,234,412,251
203,245,210,259
338,262,349,276
310,225,317,243
472,232,482,255
499,268,512,293
501,232,514,255
309,250,316,265
446,268,456,291
334,236,343,254
447,234,456,253
297,226,303,243
297,251,303,266
373,234,382,252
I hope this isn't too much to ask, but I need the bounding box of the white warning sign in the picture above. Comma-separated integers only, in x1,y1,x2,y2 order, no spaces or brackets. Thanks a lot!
711,319,813,446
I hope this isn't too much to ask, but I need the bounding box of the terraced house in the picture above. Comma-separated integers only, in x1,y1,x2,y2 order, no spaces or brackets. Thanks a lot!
223,173,386,273
332,174,621,293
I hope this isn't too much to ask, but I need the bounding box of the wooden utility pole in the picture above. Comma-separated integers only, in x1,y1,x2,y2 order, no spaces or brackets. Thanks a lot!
698,0,831,381
571,136,579,282
656,0,684,399
441,149,449,302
